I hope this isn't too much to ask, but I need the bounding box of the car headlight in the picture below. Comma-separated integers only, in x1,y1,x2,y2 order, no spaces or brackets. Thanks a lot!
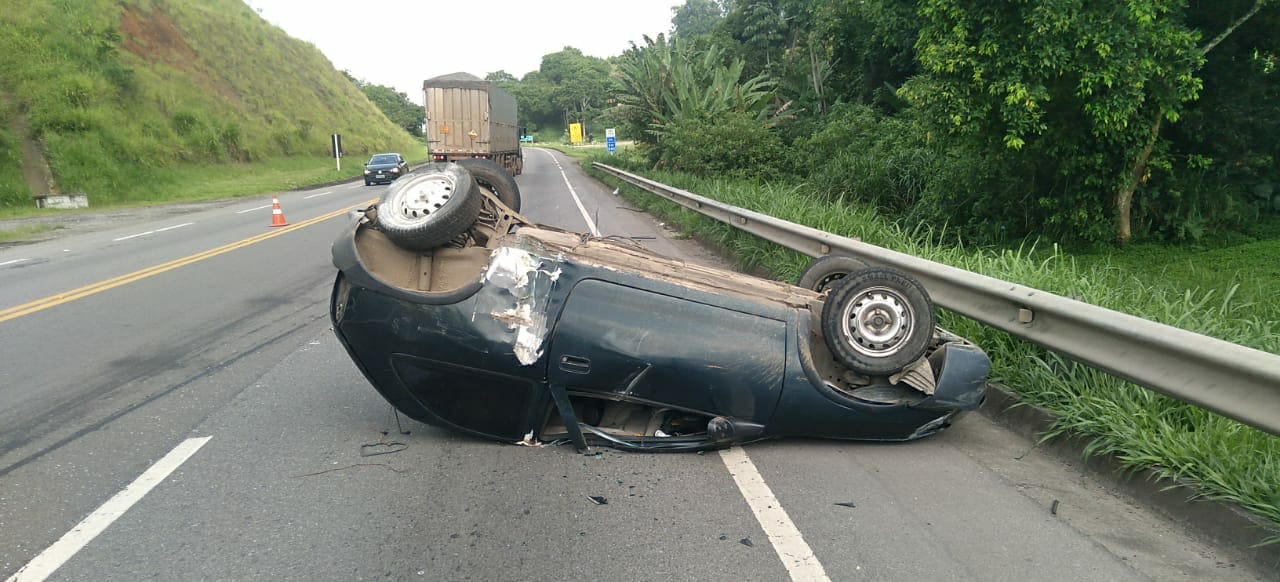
390,167,401,173
363,169,371,175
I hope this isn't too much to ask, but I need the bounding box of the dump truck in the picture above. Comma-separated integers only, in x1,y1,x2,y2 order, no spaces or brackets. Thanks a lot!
423,72,522,175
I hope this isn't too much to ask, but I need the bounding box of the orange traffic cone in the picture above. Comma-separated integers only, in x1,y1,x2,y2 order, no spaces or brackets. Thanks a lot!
269,195,289,227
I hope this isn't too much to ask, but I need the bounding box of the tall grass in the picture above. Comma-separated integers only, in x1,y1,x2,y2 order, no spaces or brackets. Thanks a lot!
0,98,25,206
586,154,1280,538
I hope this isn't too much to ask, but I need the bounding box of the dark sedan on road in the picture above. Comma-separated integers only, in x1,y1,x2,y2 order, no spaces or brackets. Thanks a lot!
330,162,990,452
363,153,408,185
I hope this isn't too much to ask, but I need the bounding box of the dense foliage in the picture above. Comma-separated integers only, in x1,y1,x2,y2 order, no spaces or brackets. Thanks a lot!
0,0,417,207
346,73,423,137
492,0,1278,246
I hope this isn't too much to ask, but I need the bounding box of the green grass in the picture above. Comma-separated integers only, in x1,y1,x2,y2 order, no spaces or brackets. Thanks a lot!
585,153,1280,541
548,142,637,159
1073,239,1280,325
0,223,56,242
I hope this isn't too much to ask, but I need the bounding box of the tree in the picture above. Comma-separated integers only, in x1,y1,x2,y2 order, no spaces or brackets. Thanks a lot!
346,74,423,137
902,0,1246,244
500,73,559,135
672,0,724,39
484,70,517,83
538,47,612,129
716,0,789,78
821,0,922,108
1118,1,1276,241
613,34,779,174
1155,2,1280,234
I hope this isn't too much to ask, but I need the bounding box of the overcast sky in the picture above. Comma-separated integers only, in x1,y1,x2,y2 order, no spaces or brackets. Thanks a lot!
242,0,679,101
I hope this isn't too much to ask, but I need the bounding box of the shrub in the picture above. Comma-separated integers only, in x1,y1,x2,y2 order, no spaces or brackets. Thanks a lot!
652,110,783,179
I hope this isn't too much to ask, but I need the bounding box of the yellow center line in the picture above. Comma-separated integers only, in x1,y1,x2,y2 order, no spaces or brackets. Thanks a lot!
0,200,376,324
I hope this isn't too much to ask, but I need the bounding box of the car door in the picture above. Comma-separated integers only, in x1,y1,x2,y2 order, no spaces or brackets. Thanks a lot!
546,279,786,423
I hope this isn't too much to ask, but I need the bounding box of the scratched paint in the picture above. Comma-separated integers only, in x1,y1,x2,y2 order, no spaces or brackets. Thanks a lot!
483,246,561,365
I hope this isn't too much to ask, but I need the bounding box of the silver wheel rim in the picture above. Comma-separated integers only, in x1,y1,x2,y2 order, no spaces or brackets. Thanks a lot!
391,174,456,221
839,285,914,357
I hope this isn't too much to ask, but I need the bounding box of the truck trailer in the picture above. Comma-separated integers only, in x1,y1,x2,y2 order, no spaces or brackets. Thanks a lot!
423,72,522,175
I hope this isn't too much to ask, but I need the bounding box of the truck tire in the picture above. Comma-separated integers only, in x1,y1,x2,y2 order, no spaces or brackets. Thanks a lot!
821,267,934,376
456,158,521,212
797,254,870,293
375,163,481,251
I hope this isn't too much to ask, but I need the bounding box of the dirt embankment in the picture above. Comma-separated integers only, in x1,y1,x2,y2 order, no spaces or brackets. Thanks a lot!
15,113,54,197
1,89,55,198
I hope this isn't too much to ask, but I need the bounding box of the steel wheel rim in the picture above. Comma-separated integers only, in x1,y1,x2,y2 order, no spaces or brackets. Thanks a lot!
393,174,456,221
839,285,914,357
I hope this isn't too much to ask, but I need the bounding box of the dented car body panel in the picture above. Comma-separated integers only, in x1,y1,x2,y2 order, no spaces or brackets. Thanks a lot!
330,205,991,451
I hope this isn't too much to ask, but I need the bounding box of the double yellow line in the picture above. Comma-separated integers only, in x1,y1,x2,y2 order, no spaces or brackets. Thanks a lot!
0,201,373,324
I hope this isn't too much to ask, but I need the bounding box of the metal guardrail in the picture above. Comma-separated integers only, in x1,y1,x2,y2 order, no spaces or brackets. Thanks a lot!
592,163,1280,436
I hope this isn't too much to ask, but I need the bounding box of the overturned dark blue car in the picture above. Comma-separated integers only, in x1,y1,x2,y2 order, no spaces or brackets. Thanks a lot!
330,161,990,452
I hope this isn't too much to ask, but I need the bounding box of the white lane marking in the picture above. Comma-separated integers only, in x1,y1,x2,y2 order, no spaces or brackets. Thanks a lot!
1,258,30,267
7,437,212,582
111,223,193,242
720,448,831,582
114,231,154,241
235,204,271,214
304,190,334,199
543,149,600,236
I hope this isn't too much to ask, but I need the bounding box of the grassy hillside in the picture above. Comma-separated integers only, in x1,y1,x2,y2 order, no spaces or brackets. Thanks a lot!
0,0,418,210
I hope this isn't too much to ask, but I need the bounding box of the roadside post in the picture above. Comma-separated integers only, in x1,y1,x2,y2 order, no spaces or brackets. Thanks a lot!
606,128,616,155
331,133,343,171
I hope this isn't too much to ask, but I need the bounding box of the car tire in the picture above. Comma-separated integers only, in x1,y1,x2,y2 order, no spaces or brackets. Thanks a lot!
797,254,870,293
455,158,521,212
374,163,481,251
821,267,934,376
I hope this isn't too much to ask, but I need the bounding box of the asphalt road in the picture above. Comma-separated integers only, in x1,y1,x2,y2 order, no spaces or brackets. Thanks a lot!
0,149,1264,581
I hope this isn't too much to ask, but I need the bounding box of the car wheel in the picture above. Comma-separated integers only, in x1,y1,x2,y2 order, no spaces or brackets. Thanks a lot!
455,158,521,212
821,267,934,376
364,180,371,186
374,163,481,251
797,254,870,293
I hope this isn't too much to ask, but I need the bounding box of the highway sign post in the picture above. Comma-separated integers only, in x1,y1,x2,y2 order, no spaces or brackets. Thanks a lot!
606,128,616,155
331,133,343,171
